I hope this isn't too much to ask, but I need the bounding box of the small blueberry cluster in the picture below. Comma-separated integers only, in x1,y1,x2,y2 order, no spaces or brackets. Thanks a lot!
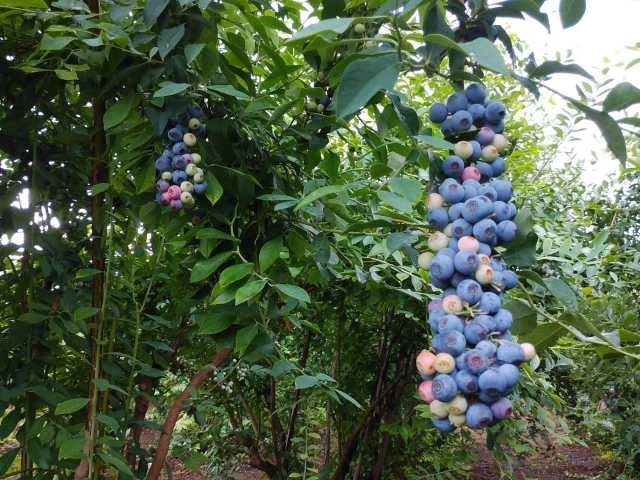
154,106,207,210
416,83,536,433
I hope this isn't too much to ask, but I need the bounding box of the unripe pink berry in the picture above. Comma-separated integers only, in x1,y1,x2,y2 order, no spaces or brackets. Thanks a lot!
167,185,182,200
418,380,435,403
427,192,444,210
442,295,463,314
521,342,536,361
454,141,473,160
461,166,481,182
418,252,434,270
160,192,171,205
475,264,494,284
169,199,183,210
428,232,449,251
416,350,437,375
458,236,479,253
183,154,193,164
481,145,498,162
434,352,456,373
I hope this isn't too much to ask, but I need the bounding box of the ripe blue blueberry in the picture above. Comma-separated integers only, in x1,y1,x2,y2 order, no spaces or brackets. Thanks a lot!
478,390,501,405
464,320,489,346
451,110,473,131
437,314,464,334
155,156,171,171
437,248,456,260
485,101,506,124
498,363,520,387
447,238,460,252
188,105,204,118
478,242,492,256
431,276,450,290
493,201,511,222
493,308,513,332
475,162,493,179
496,330,513,341
432,374,458,402
491,179,513,202
440,330,467,356
156,179,170,193
172,155,187,170
507,203,517,219
478,185,498,202
448,203,464,221
429,102,448,123
443,287,457,298
441,117,456,136
451,219,473,239
487,119,505,133
491,397,513,420
491,156,506,176
464,349,489,374
479,367,506,396
442,155,465,178
446,92,469,114
455,369,479,394
453,250,479,275
430,254,455,280
428,207,450,229
167,128,183,142
472,218,497,244
476,126,495,146
193,181,208,194
478,292,501,314
172,142,188,155
463,181,480,200
476,340,497,359
439,179,465,204
461,195,493,223
468,103,486,126
502,271,518,290
466,403,494,429
497,220,517,243
469,140,481,161
457,278,482,304
432,417,455,432
172,170,188,184
450,272,466,288
497,342,525,365
465,83,486,104
475,314,496,332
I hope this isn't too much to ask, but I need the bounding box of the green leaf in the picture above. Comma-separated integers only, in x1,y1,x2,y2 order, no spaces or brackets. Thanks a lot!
18,312,47,324
208,84,250,99
90,183,111,195
460,38,508,74
196,228,234,241
158,24,185,60
59,437,84,459
98,452,133,476
335,389,363,409
0,0,47,8
378,191,412,212
387,232,419,254
295,184,350,211
571,101,627,163
603,82,640,112
312,233,331,264
153,81,190,98
520,323,565,352
259,237,282,272
0,447,19,476
424,33,461,51
205,172,224,206
185,43,205,64
197,313,234,334
544,277,578,310
55,397,89,415
55,69,78,81
218,263,254,288
388,93,420,135
190,251,234,283
235,324,258,355
40,35,74,51
389,177,422,204
0,410,18,439
74,306,98,322
528,61,594,81
235,280,267,305
96,414,120,432
335,53,399,118
559,0,585,28
294,374,319,389
75,268,101,279
144,0,171,26
504,299,537,335
503,208,538,266
414,135,454,150
274,283,311,303
290,18,353,42
270,360,297,378
103,95,136,130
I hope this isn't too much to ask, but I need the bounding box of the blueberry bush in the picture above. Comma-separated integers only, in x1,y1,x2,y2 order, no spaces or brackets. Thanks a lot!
0,0,639,479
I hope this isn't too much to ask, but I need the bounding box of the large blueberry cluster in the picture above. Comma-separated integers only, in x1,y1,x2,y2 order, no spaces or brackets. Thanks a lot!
154,106,207,210
416,84,536,433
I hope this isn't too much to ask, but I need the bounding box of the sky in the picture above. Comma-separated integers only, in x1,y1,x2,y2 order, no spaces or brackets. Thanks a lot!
502,0,640,182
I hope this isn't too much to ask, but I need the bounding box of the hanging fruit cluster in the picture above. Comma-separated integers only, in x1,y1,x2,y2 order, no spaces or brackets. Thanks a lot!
154,106,207,210
416,83,537,432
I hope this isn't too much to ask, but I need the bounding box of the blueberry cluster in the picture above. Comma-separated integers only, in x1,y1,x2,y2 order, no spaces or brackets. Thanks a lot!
416,84,536,433
154,106,207,210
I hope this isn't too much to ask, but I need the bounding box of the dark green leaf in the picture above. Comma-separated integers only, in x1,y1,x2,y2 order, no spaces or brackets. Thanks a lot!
144,0,171,26
0,447,19,476
218,263,254,288
154,82,190,98
388,93,420,135
312,233,331,264
295,374,319,389
18,313,47,324
185,43,205,65
196,228,234,241
2,0,47,7
103,95,136,130
571,101,627,163
274,284,311,303
90,183,111,195
158,24,185,60
460,38,508,74
55,398,88,415
270,360,297,378
197,312,234,334
74,306,98,322
559,0,586,28
334,54,399,118
520,323,565,352
40,35,74,51
59,437,84,459
389,177,422,204
290,18,353,42
335,389,363,409
0,410,18,439
504,299,537,335
387,232,419,254
529,61,594,81
414,135,454,150
235,324,258,355
603,82,640,112
98,452,133,476
190,251,234,283
295,184,350,211
205,172,224,206
544,277,578,309
235,280,267,305
259,237,282,272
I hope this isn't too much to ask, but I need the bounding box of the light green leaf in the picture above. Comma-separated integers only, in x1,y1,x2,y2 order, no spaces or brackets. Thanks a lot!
387,232,418,254
335,53,399,118
378,191,412,212
74,306,98,322
235,323,258,355
97,452,133,476
205,172,224,206
259,237,282,272
190,251,234,283
158,24,185,60
460,38,508,74
55,398,89,415
335,389,363,409
294,374,319,389
90,182,111,195
185,43,205,64
389,177,422,204
290,18,354,42
295,184,350,211
103,95,136,130
96,414,120,432
270,360,297,378
0,0,47,8
196,228,235,241
414,135,454,150
544,277,578,310
75,268,101,279
603,82,640,112
153,81,190,98
55,69,78,81
218,263,254,288
208,84,250,99
40,35,74,51
559,0,585,28
197,312,234,334
235,280,267,305
274,283,311,303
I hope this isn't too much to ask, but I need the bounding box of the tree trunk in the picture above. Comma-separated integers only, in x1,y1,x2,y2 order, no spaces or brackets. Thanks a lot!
145,348,231,480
